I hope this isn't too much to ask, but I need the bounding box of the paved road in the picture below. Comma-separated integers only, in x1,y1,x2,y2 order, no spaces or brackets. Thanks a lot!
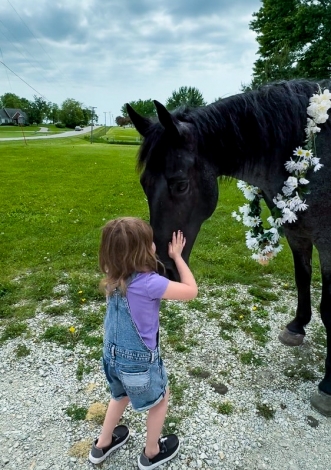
0,126,94,141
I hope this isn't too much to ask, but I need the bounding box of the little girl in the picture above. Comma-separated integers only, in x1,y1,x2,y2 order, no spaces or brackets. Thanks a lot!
88,217,198,469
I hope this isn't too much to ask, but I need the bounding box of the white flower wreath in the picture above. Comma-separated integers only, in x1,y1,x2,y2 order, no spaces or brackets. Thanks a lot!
232,87,331,265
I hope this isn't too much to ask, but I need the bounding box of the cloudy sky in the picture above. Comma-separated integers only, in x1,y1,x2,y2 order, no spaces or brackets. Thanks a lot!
0,0,261,123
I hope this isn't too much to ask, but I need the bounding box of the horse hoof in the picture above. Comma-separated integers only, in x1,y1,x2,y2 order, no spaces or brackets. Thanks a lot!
278,328,304,346
310,390,331,417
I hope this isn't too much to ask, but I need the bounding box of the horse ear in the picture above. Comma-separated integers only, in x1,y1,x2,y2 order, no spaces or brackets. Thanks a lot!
126,104,152,137
153,100,180,136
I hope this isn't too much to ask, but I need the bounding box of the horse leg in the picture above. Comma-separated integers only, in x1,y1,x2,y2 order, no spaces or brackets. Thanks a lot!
278,236,313,347
310,262,331,416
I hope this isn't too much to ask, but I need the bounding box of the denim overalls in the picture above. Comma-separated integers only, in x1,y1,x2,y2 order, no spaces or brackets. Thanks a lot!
102,277,168,412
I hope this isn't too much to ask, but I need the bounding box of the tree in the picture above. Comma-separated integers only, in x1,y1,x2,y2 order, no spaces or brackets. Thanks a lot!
26,95,48,124
60,99,84,128
47,103,60,124
1,92,23,108
249,0,331,86
166,86,207,110
121,99,157,118
115,116,131,127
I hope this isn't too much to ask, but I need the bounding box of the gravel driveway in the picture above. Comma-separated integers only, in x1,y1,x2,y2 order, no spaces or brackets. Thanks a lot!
0,280,330,470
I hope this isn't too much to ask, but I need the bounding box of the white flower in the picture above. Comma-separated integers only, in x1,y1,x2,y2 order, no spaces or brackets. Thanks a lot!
303,149,313,159
251,216,262,227
299,178,309,185
274,217,284,227
284,159,298,173
267,216,276,226
239,204,251,216
285,176,298,188
282,208,297,223
288,194,302,210
242,215,261,227
282,185,294,197
237,181,260,201
321,89,331,101
268,227,280,243
314,163,323,172
306,118,321,136
274,198,287,209
233,87,329,264
231,211,241,222
245,233,259,250
296,201,308,211
293,147,304,157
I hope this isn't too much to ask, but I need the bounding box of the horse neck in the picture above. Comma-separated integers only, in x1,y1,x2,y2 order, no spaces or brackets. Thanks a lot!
202,89,309,190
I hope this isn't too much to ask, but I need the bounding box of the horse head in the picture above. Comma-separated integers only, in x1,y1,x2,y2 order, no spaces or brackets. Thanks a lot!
127,101,219,280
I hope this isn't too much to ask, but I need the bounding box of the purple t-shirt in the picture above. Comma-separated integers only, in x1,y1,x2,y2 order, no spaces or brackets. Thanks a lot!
126,272,169,350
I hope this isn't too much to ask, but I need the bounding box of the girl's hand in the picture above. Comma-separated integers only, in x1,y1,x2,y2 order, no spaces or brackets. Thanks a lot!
168,230,186,260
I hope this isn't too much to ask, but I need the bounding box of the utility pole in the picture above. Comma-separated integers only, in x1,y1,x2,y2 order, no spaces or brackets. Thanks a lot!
104,112,106,127
90,106,97,144
108,111,111,126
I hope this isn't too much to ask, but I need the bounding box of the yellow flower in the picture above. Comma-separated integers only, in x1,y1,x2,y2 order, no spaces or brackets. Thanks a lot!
252,306,257,311
239,315,244,319
284,283,289,288
78,290,83,294
81,298,86,302
69,326,76,333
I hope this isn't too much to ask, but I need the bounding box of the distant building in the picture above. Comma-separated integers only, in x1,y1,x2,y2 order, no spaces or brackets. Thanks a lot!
0,108,28,125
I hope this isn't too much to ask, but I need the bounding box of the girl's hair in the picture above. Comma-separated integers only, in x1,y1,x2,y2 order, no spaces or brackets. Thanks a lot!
99,217,161,294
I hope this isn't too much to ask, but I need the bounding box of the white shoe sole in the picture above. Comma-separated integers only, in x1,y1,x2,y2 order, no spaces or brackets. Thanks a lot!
88,431,130,464
137,441,180,470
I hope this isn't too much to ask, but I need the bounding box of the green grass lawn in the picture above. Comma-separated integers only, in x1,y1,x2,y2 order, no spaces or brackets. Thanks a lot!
104,126,141,142
0,137,321,322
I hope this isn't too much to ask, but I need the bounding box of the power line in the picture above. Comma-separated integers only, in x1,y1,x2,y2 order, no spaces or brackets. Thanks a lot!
0,59,48,100
0,22,58,87
6,0,64,78
0,46,11,91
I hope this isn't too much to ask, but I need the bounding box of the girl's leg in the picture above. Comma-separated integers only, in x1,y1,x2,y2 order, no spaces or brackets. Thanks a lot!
97,396,130,448
144,388,170,458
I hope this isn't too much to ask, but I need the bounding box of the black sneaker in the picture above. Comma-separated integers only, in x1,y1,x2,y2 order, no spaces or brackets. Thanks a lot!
138,434,180,469
88,424,130,464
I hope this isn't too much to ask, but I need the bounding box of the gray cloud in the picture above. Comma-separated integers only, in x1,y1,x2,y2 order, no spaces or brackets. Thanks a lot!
0,0,261,117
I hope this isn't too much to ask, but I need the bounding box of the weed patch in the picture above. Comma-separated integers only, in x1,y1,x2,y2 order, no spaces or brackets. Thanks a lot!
65,404,88,421
168,373,188,406
240,351,264,366
0,321,28,342
76,360,92,381
214,401,234,415
256,402,275,420
188,367,211,379
248,287,279,302
163,415,182,434
41,325,76,347
14,344,31,358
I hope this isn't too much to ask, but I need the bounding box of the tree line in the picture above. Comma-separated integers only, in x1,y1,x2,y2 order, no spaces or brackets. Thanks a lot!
0,93,97,128
116,86,208,124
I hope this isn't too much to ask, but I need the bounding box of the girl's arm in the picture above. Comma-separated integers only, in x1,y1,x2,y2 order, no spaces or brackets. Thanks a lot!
162,231,198,301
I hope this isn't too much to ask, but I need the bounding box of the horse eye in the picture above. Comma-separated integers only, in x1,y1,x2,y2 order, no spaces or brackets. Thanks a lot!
169,180,189,195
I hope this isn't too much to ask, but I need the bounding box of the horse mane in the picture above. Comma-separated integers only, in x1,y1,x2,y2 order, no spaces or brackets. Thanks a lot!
137,79,330,173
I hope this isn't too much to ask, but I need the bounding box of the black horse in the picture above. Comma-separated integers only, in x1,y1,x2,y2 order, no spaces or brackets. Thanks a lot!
126,79,331,416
